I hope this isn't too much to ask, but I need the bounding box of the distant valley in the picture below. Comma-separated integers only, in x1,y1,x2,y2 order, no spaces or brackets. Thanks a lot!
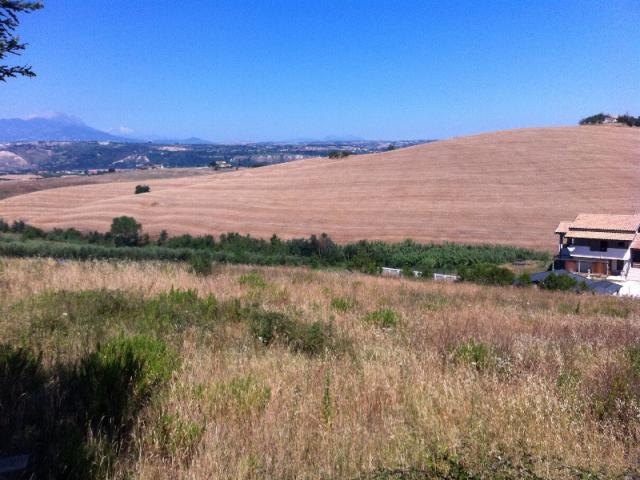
0,114,429,173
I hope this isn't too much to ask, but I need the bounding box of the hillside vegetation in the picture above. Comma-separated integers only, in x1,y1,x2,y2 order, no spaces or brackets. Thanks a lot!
580,113,640,127
0,217,549,275
1,257,639,479
1,126,638,251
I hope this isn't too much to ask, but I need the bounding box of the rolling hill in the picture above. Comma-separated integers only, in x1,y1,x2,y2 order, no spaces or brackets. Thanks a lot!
1,125,638,251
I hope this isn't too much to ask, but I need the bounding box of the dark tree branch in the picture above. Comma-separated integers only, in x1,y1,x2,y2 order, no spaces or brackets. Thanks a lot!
0,0,43,82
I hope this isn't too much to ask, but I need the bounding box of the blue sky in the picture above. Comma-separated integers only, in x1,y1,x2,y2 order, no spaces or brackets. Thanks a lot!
1,0,638,141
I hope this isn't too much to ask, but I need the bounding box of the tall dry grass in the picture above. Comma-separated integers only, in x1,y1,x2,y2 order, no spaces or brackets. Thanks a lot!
1,257,639,478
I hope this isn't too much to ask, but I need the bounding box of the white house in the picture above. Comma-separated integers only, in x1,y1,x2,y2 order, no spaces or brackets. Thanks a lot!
555,213,640,279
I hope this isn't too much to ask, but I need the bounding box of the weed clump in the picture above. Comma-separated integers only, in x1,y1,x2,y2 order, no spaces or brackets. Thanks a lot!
239,271,268,289
153,413,206,465
143,288,218,331
422,292,451,311
451,340,495,371
210,374,272,416
330,296,358,312
362,308,399,328
590,344,640,428
250,309,337,355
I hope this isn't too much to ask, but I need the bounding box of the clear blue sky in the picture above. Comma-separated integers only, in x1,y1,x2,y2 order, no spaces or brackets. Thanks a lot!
1,0,638,141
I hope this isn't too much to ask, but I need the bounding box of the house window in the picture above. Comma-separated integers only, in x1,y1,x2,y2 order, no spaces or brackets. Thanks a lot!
589,240,608,251
617,241,626,248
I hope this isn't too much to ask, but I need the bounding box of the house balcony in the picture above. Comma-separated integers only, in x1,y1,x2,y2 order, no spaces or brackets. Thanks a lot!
561,245,630,261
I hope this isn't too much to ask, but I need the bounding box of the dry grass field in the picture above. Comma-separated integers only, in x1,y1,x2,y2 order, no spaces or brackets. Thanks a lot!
0,167,217,201
1,257,640,478
0,126,638,252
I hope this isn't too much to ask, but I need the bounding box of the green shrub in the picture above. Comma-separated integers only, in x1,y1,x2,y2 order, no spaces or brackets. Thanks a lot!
330,296,358,312
451,340,494,371
362,308,399,328
328,150,350,159
401,265,415,277
110,216,142,247
188,251,213,276
75,335,176,437
0,336,177,478
458,263,515,286
250,310,335,355
134,184,150,194
539,273,588,292
517,272,532,286
416,259,435,279
143,288,218,331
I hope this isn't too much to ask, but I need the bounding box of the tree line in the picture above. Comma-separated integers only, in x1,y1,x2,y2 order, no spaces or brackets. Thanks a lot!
0,216,549,274
579,113,640,127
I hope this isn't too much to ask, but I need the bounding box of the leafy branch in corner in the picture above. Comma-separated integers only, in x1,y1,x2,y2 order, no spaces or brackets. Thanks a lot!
0,0,43,82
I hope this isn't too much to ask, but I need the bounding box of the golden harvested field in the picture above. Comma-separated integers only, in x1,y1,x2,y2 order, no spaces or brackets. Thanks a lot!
1,257,639,478
0,167,218,200
1,126,639,251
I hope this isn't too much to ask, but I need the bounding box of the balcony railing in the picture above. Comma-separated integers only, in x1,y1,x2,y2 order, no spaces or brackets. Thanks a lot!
564,245,630,261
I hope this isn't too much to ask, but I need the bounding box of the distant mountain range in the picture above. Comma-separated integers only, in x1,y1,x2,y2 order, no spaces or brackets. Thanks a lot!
0,114,138,143
0,114,215,144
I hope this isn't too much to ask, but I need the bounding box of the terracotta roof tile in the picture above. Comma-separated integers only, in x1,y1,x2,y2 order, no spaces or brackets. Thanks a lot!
565,230,636,241
569,214,640,232
555,221,572,234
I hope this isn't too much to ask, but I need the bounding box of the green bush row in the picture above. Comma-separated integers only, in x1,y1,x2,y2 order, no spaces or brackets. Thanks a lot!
0,217,549,274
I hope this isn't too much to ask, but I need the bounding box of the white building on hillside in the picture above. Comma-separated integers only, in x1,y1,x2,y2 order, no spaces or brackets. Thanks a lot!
555,213,640,279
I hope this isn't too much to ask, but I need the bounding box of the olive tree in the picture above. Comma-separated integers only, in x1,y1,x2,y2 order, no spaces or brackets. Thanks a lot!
110,216,142,247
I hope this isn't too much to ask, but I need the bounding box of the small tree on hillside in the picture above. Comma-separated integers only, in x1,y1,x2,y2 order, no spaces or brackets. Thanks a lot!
110,216,141,247
579,113,607,125
1,1,43,82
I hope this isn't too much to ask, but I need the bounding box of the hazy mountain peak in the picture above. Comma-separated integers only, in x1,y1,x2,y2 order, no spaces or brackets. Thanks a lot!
23,112,86,126
0,114,135,142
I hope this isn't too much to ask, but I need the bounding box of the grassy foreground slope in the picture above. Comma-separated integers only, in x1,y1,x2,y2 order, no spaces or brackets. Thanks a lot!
1,257,639,478
1,126,639,251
